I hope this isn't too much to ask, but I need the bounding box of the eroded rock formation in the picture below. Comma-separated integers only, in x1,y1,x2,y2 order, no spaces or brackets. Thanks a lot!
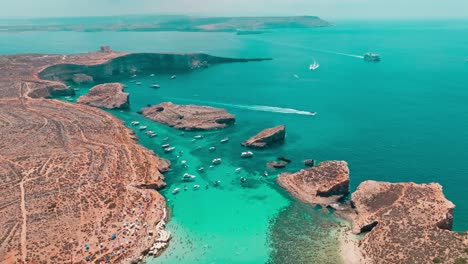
72,73,94,84
77,83,129,109
141,102,235,131
347,181,468,264
242,125,286,148
277,161,350,206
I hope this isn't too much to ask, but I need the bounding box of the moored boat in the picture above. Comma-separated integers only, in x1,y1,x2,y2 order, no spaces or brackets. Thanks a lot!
151,84,160,88
212,158,222,165
220,137,229,143
171,75,177,79
130,121,140,126
172,188,180,194
182,173,196,181
164,147,175,153
241,151,254,158
139,126,147,131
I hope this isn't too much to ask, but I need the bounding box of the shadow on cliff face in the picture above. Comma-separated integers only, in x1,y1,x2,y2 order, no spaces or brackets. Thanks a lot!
38,53,272,84
267,201,345,264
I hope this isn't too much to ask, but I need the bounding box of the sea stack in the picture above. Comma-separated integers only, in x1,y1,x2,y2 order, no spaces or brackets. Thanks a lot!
77,83,129,109
277,161,349,206
141,102,235,131
242,125,286,149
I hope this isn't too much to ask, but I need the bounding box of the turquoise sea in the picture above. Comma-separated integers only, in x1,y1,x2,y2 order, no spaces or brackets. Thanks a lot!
2,20,468,263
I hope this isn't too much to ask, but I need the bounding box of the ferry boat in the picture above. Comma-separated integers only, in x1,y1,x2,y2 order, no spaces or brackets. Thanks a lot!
241,151,254,158
364,53,381,62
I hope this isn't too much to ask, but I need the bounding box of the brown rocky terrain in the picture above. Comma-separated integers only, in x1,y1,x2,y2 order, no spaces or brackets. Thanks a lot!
141,102,236,130
77,83,129,109
242,125,286,148
277,161,350,206
347,181,468,264
0,49,269,263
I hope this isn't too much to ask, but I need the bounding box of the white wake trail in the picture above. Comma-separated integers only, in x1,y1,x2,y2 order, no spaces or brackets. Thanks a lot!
165,98,316,116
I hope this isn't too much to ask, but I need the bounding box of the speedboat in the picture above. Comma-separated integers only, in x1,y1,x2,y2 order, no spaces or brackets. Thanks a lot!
164,147,175,153
151,84,160,89
193,185,200,190
182,173,196,181
209,146,216,151
364,52,381,62
171,75,177,79
136,82,142,85
139,126,147,131
212,158,222,165
235,168,242,174
198,167,205,173
264,171,269,177
148,133,157,138
220,137,229,143
309,60,320,71
145,130,155,135
131,121,140,126
172,188,180,194
241,151,254,158
194,135,204,139
161,144,170,149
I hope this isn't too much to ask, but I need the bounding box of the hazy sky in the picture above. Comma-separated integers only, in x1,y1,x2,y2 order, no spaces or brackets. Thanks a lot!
1,0,468,19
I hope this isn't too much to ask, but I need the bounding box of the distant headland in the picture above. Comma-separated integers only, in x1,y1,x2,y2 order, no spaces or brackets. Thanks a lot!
0,15,331,33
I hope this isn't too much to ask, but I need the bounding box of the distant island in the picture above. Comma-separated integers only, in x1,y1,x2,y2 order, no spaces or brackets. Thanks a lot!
0,15,331,33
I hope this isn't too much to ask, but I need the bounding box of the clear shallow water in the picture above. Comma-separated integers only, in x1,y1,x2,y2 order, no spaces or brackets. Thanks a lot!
3,20,468,263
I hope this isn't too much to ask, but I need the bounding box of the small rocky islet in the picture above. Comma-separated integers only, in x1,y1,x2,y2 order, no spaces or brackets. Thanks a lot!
1,47,467,264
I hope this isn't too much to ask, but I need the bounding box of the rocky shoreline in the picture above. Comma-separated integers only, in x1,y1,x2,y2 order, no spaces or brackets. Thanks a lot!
277,162,468,264
0,49,270,264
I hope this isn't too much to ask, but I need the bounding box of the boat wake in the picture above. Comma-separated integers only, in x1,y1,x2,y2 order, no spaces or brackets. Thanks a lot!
165,98,316,116
310,49,364,59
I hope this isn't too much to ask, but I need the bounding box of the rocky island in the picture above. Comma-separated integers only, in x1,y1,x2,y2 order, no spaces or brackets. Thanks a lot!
141,102,236,131
278,162,468,264
1,15,331,33
277,161,350,206
77,83,129,109
242,125,286,148
0,49,268,263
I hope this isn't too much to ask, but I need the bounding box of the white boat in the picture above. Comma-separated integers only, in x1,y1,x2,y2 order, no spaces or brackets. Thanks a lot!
151,84,160,88
235,168,242,174
163,137,169,141
161,144,170,148
194,135,204,139
150,74,155,77
66,98,73,102
131,74,137,78
220,137,229,143
193,185,200,190
148,133,157,138
241,151,254,158
131,121,140,126
264,171,269,176
214,180,221,186
145,130,155,135
164,147,175,153
198,167,205,173
212,158,222,165
209,146,216,151
172,188,180,194
136,82,142,85
293,74,300,79
139,126,147,131
171,75,177,79
182,173,196,181
309,60,320,71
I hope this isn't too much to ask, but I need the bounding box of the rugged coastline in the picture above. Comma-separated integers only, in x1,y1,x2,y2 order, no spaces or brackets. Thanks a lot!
278,163,468,264
0,49,270,263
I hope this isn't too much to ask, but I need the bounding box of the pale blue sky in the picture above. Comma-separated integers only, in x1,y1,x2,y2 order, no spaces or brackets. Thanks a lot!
1,0,468,19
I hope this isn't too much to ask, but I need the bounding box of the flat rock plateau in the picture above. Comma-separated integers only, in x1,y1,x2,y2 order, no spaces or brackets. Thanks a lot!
77,83,129,109
141,102,236,130
0,50,269,263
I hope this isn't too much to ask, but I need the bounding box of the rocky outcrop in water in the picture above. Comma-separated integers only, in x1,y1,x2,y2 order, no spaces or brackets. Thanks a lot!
242,125,286,149
141,102,235,131
277,161,350,206
346,181,468,264
77,83,129,109
267,161,288,168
